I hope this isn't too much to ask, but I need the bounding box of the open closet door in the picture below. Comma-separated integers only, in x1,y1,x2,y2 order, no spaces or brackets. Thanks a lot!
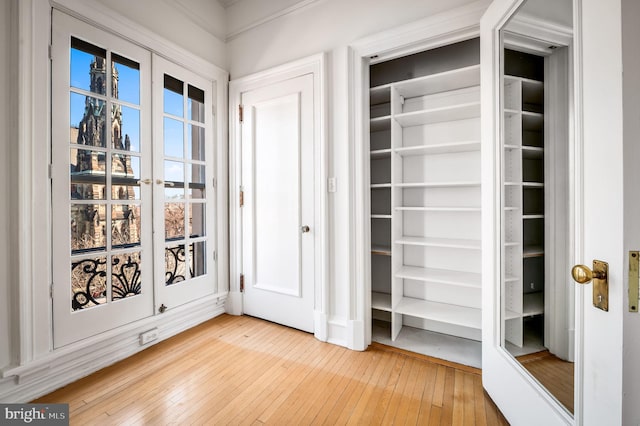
481,0,625,424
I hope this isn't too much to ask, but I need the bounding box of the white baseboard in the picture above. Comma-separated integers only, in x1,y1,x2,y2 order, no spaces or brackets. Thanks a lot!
347,319,366,351
0,295,226,403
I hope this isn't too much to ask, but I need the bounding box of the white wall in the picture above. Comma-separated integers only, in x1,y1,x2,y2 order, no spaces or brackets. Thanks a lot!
227,0,484,343
622,0,640,422
95,0,228,68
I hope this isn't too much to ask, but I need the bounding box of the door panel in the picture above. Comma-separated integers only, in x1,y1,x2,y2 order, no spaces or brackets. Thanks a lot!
52,10,153,347
153,55,217,311
241,74,315,333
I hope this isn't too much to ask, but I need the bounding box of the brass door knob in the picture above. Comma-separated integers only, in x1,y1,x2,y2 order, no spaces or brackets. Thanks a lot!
571,264,606,284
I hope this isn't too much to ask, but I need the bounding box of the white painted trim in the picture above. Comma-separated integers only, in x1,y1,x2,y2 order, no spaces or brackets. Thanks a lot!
162,0,227,44
228,53,329,336
347,0,489,353
1,296,226,403
314,310,328,342
225,0,325,42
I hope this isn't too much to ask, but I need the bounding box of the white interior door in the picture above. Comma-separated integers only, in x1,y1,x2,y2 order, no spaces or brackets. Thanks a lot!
240,74,315,333
482,0,624,424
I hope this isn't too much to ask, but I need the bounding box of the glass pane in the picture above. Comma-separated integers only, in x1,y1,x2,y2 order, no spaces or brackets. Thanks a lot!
113,105,140,152
71,93,107,148
71,204,106,253
70,37,106,95
165,244,187,285
188,164,206,199
111,204,141,248
71,256,107,311
165,202,185,240
112,53,140,105
189,203,206,237
112,154,140,200
191,241,206,278
188,125,205,161
164,74,184,117
70,149,106,200
112,252,142,301
164,160,185,199
164,117,184,158
188,84,205,123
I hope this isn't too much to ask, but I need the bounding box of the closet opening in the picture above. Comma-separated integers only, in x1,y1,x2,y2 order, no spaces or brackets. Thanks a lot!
367,38,483,367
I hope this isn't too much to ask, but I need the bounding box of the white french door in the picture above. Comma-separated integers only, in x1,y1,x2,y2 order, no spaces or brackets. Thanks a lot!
153,55,217,310
240,74,315,333
51,11,216,348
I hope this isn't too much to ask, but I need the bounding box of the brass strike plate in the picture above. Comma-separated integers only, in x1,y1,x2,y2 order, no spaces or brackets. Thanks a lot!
593,260,608,311
629,251,639,312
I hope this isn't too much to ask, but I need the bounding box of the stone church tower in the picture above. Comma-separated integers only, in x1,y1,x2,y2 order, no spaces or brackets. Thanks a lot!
71,56,138,250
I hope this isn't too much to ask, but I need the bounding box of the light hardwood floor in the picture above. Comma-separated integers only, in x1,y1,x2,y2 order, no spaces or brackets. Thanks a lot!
517,350,574,414
35,314,508,425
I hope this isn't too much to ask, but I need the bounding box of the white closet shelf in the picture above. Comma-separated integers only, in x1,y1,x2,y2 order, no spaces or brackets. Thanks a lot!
370,183,392,189
394,141,480,156
523,245,544,258
504,309,521,321
522,182,544,188
371,214,392,219
394,297,481,330
370,86,391,106
523,292,544,316
372,291,392,312
394,102,480,128
522,146,544,159
395,181,480,188
370,116,391,132
395,236,480,250
523,214,544,220
371,245,392,256
392,64,480,99
395,206,481,212
522,112,543,130
370,148,392,159
395,265,481,288
505,275,519,283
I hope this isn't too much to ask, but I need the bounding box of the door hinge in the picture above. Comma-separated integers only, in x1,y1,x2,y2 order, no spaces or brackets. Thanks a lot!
240,273,245,292
239,105,244,123
48,45,52,60
50,283,54,299
48,164,53,179
239,187,244,207
213,250,217,261
212,177,216,188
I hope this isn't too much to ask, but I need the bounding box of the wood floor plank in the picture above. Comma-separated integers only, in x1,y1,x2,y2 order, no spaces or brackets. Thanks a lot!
33,315,509,425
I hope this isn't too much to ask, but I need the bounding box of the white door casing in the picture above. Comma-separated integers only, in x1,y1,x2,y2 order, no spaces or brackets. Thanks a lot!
241,74,315,332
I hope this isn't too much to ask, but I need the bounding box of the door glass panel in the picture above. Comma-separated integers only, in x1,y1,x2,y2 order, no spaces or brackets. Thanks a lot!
112,153,140,199
165,243,187,285
164,160,185,199
164,117,184,158
111,204,141,247
112,53,140,105
188,84,205,123
191,241,206,277
188,125,205,161
71,93,106,148
188,164,206,199
71,204,106,252
189,203,205,237
111,252,142,300
164,74,184,117
114,105,141,152
71,256,107,311
165,202,185,240
70,38,106,94
70,149,106,200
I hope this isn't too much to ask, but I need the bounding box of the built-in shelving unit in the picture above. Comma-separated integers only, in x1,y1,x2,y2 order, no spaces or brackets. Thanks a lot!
369,40,482,342
502,61,545,347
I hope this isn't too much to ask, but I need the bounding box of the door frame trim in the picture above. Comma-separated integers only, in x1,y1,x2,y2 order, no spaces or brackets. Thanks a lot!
228,53,329,341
